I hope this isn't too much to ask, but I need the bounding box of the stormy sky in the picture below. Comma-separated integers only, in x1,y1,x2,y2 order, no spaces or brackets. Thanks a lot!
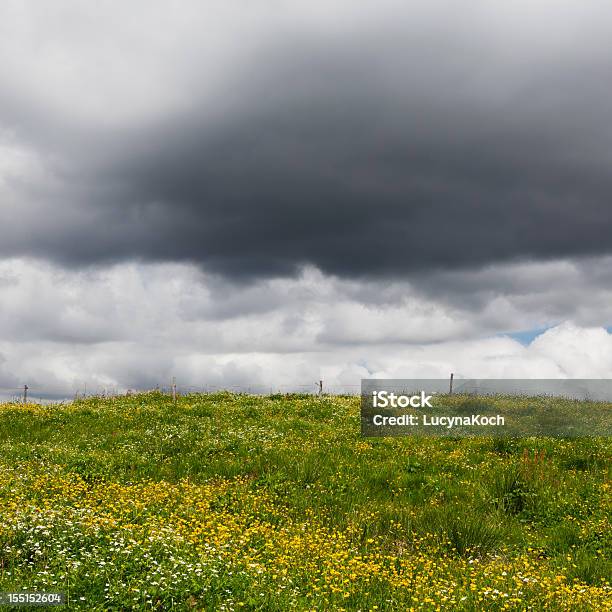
1,1,612,398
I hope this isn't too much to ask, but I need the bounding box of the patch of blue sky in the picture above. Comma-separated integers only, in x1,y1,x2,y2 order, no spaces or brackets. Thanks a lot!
504,327,551,346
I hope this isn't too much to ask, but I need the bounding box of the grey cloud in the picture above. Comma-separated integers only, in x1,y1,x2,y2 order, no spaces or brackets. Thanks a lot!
2,5,612,280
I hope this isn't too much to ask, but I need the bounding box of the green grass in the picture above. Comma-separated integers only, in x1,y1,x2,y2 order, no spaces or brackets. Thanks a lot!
0,392,610,610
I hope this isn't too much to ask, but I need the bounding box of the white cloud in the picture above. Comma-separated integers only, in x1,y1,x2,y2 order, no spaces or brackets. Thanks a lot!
1,257,611,399
529,322,612,378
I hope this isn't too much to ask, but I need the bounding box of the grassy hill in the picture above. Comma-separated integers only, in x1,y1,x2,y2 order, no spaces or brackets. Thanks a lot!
0,392,610,610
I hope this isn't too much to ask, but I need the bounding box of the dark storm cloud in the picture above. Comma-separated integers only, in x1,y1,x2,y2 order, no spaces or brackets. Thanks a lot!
3,8,612,280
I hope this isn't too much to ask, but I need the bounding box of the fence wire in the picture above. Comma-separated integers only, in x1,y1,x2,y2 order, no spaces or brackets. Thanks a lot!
0,382,362,404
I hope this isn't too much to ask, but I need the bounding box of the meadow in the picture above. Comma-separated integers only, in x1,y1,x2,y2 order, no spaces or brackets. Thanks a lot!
0,392,609,610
